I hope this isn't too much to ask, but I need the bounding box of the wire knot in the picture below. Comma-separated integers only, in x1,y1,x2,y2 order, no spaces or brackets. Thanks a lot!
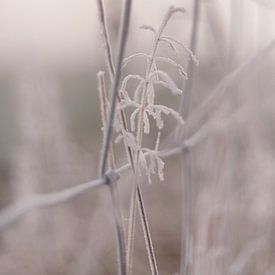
104,170,120,185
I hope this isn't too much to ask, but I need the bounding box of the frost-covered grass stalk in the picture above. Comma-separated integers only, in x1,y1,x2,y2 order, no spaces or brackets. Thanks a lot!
116,6,197,275
97,2,197,274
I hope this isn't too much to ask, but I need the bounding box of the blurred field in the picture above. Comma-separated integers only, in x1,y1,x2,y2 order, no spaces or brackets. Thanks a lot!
0,0,275,274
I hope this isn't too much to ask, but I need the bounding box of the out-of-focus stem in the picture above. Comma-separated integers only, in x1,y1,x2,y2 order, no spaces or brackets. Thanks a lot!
179,1,201,275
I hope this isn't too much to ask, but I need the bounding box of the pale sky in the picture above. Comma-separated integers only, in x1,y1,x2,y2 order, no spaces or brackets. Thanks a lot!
0,0,273,68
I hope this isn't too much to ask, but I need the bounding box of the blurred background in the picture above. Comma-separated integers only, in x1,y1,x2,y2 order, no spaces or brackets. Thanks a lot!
0,0,275,274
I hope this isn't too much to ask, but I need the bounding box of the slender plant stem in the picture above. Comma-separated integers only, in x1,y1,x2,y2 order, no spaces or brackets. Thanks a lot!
98,71,126,275
179,1,201,275
99,0,132,178
136,186,158,274
106,173,127,275
97,0,115,80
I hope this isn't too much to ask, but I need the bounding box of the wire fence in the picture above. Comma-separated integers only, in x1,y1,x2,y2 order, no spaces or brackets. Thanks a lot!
0,0,275,274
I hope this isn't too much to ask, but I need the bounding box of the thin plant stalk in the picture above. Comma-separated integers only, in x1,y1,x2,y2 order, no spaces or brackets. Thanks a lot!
178,1,201,275
106,173,127,275
98,71,126,275
99,0,132,177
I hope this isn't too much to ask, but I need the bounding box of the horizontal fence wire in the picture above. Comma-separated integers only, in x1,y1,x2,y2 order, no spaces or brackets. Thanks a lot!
0,143,185,232
1,89,274,232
